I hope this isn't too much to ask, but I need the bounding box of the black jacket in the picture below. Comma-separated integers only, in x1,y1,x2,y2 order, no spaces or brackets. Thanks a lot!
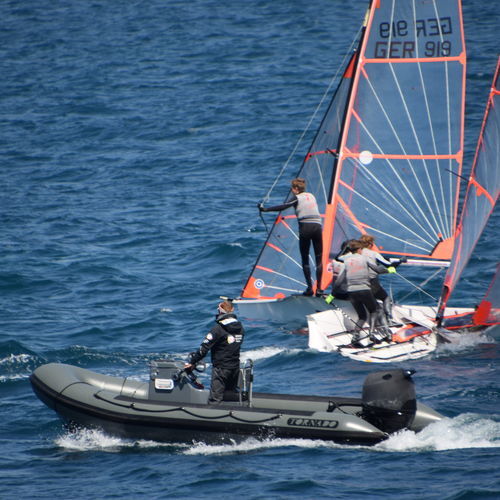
189,313,244,369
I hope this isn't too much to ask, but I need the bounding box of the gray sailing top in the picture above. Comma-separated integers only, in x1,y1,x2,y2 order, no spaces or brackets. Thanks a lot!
263,192,321,225
336,253,380,292
294,192,321,225
361,247,392,279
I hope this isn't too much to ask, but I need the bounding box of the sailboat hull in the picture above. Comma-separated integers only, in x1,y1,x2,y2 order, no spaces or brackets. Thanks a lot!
234,295,351,326
307,304,475,362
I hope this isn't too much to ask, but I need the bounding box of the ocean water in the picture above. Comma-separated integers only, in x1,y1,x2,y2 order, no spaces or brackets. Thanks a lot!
1,0,499,499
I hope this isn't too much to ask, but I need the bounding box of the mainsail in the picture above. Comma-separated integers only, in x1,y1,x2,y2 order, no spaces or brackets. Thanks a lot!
323,0,466,278
437,56,500,322
241,0,466,302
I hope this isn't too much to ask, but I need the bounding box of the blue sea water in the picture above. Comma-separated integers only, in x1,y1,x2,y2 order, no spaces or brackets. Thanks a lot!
1,0,499,498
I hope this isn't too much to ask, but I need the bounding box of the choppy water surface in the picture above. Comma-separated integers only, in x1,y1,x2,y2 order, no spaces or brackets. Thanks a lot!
0,0,499,498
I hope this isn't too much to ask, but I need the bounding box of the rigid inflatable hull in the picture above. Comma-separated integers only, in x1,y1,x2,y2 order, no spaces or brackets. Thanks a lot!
29,368,386,445
30,363,442,446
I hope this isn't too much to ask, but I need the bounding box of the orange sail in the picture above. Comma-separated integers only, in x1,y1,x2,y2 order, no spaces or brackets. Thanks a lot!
241,0,466,302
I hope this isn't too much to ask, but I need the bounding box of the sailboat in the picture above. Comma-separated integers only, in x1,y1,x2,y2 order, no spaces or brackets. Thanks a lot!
235,0,471,326
437,56,500,335
308,55,499,362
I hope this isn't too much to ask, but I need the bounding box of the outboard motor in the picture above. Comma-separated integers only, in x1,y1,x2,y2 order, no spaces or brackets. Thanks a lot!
361,369,417,434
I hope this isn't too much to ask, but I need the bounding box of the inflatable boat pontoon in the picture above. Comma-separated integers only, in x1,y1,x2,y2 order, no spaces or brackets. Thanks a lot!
30,360,442,445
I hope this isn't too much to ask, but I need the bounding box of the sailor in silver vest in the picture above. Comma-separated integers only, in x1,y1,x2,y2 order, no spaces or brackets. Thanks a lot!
259,178,324,296
334,240,385,346
359,234,406,324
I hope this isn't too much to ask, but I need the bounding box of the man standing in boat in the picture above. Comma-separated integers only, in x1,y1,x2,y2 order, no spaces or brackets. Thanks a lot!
185,300,244,405
259,178,324,296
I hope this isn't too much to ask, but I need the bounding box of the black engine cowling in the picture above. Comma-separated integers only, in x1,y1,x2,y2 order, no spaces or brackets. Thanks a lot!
361,369,417,434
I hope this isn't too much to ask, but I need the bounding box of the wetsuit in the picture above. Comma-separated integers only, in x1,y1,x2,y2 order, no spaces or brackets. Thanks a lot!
335,253,380,337
189,312,245,404
361,247,403,322
261,192,323,293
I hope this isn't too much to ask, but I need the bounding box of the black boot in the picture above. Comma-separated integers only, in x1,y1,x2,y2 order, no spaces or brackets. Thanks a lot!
383,297,393,324
351,330,363,348
368,313,381,343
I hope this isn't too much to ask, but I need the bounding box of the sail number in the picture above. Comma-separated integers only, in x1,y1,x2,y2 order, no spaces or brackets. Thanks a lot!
374,17,454,58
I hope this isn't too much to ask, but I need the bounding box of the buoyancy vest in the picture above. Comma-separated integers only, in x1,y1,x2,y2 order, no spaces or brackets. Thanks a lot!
295,192,321,225
340,253,372,292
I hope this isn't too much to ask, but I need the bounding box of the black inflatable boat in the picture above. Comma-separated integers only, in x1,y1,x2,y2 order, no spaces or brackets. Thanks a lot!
30,359,442,445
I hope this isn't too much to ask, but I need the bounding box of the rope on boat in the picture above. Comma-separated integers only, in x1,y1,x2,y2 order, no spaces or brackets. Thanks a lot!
226,412,282,424
99,396,284,424
397,266,444,304
137,405,283,424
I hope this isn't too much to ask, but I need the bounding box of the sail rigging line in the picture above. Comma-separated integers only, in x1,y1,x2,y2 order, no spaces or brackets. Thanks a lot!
258,209,270,234
313,155,329,209
355,68,455,242
358,68,430,230
260,26,363,205
343,109,449,245
388,61,449,238
394,271,439,303
429,0,456,237
445,169,496,206
415,0,454,240
398,266,445,303
388,49,460,242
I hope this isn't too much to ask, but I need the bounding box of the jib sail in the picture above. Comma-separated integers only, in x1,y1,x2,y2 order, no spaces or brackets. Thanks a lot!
241,52,358,299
